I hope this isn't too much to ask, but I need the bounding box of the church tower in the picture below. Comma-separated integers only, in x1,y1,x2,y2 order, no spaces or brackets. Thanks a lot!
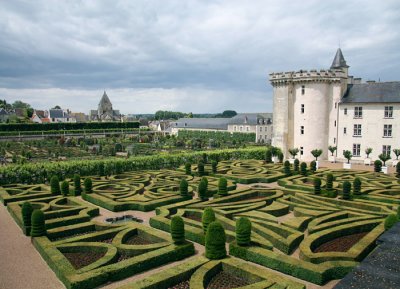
98,91,113,116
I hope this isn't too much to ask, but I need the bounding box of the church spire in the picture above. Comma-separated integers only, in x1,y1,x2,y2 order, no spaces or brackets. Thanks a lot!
330,48,349,69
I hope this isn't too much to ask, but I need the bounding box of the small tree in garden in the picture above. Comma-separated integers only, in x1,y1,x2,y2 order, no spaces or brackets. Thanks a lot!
202,153,208,164
328,146,337,156
84,178,93,193
21,202,33,229
311,149,323,161
374,160,382,172
393,149,400,160
353,177,362,195
73,174,81,196
300,162,307,176
314,178,321,195
205,221,226,260
396,162,400,178
98,162,105,176
379,153,391,166
342,181,351,200
236,217,251,246
293,159,300,173
50,176,61,195
343,150,352,164
115,162,123,174
310,161,317,173
202,207,215,235
185,162,191,175
283,161,291,176
61,180,69,197
197,161,205,176
198,178,208,200
384,214,398,230
31,209,46,237
265,150,272,163
170,216,185,244
288,148,299,159
218,177,228,196
365,148,373,158
277,152,284,163
211,160,218,174
326,173,334,190
179,179,189,196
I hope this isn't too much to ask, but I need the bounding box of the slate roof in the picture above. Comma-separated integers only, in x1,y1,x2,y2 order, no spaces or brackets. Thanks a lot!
49,109,72,119
171,118,231,130
341,82,400,104
331,48,348,69
230,113,273,125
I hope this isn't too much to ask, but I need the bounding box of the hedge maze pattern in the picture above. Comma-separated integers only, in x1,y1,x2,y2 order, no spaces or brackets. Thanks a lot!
1,160,399,289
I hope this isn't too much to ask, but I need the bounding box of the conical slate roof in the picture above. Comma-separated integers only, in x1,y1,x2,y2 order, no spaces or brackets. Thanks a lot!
99,91,112,106
330,48,349,69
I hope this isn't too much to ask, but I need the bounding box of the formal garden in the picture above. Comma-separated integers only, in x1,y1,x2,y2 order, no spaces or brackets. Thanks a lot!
1,148,399,289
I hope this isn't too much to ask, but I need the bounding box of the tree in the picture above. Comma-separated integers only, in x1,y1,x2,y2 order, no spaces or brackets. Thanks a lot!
211,160,218,174
265,150,272,163
396,162,400,178
365,148,373,158
205,221,226,260
179,179,189,197
50,176,61,195
170,216,185,244
326,173,334,190
197,161,205,176
300,162,307,176
393,149,400,160
288,148,299,159
73,174,81,196
293,159,300,173
218,178,228,196
328,146,337,156
283,161,291,176
374,160,382,173
30,209,46,237
185,162,191,175
236,217,251,246
342,181,351,200
314,178,321,195
343,150,352,164
221,110,237,118
21,202,33,230
310,161,317,173
61,180,69,197
353,177,362,195
198,178,208,201
379,153,391,166
202,207,215,235
84,178,93,193
311,149,323,161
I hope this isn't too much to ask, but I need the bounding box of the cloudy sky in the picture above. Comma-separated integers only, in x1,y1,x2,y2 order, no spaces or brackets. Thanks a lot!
0,0,399,114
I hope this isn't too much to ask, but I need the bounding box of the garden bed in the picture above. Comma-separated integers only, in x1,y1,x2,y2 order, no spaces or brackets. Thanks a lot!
63,251,105,269
313,232,368,253
207,271,250,289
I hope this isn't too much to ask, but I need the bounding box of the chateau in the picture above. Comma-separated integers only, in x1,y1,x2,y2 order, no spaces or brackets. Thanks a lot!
90,91,121,122
269,49,400,163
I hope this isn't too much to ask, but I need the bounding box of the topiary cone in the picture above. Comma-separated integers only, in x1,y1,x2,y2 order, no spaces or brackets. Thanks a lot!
236,217,251,246
202,207,215,235
205,221,226,260
218,177,228,196
30,209,46,237
170,216,185,244
50,176,61,195
21,202,33,228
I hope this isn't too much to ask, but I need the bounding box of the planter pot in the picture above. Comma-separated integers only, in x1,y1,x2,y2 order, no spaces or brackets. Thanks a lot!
392,160,399,167
315,161,319,170
328,155,336,163
364,158,372,166
343,163,351,169
272,156,278,163
382,166,388,174
288,158,295,164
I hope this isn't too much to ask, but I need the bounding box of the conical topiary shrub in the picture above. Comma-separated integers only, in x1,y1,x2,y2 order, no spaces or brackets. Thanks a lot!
61,180,69,197
314,178,321,195
265,150,272,163
374,160,382,173
353,177,362,195
198,161,205,176
310,161,317,173
180,179,189,197
185,162,191,175
84,178,93,194
198,179,208,200
211,160,218,174
284,160,291,176
202,207,215,235
73,174,81,196
293,159,300,173
21,202,33,231
50,176,61,195
205,221,226,260
170,216,185,244
326,173,334,190
218,177,228,196
31,209,46,237
300,162,307,176
236,217,251,246
342,181,351,200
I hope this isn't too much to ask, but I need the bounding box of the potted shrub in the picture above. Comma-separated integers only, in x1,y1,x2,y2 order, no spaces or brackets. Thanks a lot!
288,148,299,164
364,148,373,165
343,150,352,169
392,149,400,167
379,153,391,174
374,160,382,173
328,146,337,163
311,149,322,169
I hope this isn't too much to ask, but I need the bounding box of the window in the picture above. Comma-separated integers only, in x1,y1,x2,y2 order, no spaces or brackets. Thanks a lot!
344,127,347,134
301,104,304,114
353,124,362,136
300,126,304,135
383,145,391,156
353,144,361,156
354,106,363,118
234,126,236,131
301,85,305,95
334,137,336,144
300,147,304,155
383,124,392,137
334,120,336,127
384,106,393,118
246,126,249,132
344,108,347,115
239,126,243,131
335,102,337,109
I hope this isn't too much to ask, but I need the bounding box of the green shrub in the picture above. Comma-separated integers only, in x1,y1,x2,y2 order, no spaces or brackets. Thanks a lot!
30,209,46,237
396,162,400,178
21,202,33,228
211,160,218,174
73,174,81,196
236,217,251,246
170,216,185,244
50,176,61,195
179,179,189,197
300,162,307,176
198,179,208,200
218,177,228,196
202,207,215,235
326,173,333,190
310,161,317,173
60,181,69,197
397,206,400,219
185,162,191,175
98,162,105,176
84,178,93,193
197,161,205,176
342,181,351,200
384,214,398,230
277,152,284,163
311,149,323,161
314,178,321,195
374,160,382,173
353,177,362,195
293,159,299,173
283,161,291,176
265,150,272,163
205,221,226,260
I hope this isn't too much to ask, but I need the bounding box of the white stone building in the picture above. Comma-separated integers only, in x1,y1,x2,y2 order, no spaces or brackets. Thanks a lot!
269,49,400,163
